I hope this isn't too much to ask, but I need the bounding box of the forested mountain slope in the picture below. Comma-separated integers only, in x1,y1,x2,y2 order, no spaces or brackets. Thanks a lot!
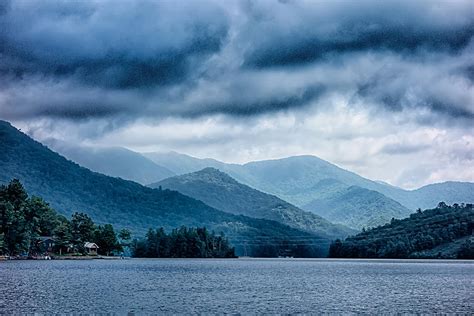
48,141,175,185
152,168,354,238
147,152,474,223
303,185,411,230
0,120,335,257
144,151,231,176
329,203,474,259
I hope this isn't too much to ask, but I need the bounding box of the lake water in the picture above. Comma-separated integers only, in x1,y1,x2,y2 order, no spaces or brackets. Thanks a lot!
1,258,473,314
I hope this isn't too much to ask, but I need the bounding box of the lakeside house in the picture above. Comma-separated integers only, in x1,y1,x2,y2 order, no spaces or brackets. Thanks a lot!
84,242,99,255
36,236,55,253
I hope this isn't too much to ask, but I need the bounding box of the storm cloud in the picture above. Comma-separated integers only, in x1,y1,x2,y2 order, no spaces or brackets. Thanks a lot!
0,0,472,122
240,0,473,67
0,0,229,88
0,0,473,188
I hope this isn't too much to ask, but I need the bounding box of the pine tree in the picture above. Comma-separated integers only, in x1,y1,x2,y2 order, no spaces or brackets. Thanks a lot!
95,224,121,256
71,212,95,252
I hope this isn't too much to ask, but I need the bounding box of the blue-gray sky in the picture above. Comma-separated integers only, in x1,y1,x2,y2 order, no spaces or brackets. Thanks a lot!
1,0,473,188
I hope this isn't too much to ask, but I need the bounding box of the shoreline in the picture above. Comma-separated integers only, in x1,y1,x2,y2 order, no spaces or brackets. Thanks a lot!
0,255,125,260
1,256,472,262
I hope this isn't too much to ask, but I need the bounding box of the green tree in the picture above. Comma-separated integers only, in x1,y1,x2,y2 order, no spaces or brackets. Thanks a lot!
53,221,72,255
71,212,95,252
0,232,5,254
0,179,125,257
131,226,235,258
95,224,121,256
0,180,30,255
118,228,132,247
457,240,474,259
28,196,60,236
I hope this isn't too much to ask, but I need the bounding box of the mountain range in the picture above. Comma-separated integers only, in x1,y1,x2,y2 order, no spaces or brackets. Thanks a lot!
0,120,348,256
46,140,175,185
49,141,474,230
146,153,473,224
151,167,354,236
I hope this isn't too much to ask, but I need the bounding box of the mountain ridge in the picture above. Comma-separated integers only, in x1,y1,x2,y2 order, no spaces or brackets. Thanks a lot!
329,203,474,259
0,120,338,257
33,139,473,229
302,185,412,229
46,140,176,185
145,151,473,212
151,167,355,238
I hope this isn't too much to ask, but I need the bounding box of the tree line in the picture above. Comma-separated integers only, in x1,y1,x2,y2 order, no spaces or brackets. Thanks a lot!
0,179,235,258
329,202,474,259
131,227,235,258
0,179,128,256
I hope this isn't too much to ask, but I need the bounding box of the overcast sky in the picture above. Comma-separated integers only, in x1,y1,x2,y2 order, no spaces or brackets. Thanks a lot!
1,0,473,189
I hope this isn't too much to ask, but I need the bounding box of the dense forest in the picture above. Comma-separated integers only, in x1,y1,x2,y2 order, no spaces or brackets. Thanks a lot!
329,203,474,259
152,167,354,238
0,179,235,258
303,184,411,230
132,227,235,258
0,179,126,256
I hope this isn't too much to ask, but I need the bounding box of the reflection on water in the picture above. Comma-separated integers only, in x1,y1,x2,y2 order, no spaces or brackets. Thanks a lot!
1,258,473,314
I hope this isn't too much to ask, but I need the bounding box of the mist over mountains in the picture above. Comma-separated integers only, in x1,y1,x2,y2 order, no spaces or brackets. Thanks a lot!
47,140,175,184
151,167,354,236
50,142,474,229
1,115,473,256
0,120,349,256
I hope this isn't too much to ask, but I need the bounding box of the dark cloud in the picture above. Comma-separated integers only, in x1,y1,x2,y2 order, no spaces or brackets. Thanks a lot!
244,23,474,69
190,85,326,117
0,0,229,89
240,0,474,68
0,0,472,125
463,65,474,82
353,53,474,123
245,23,474,68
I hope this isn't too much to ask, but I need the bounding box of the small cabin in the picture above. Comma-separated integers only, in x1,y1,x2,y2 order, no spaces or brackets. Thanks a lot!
84,242,99,255
36,236,55,253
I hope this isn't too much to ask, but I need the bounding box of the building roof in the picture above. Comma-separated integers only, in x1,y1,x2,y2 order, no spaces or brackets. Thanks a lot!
84,242,99,249
37,236,54,241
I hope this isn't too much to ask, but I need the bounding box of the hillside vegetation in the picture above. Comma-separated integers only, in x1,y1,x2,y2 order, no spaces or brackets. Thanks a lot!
146,152,473,228
0,120,333,257
51,146,473,231
49,141,175,185
329,203,474,259
0,179,235,258
0,179,123,256
144,151,230,176
152,168,354,238
303,185,411,229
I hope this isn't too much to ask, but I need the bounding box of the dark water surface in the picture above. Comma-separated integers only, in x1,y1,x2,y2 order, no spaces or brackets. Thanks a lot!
1,258,473,314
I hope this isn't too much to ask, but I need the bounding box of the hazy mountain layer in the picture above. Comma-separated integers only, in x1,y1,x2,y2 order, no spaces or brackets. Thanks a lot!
152,168,355,238
146,152,474,212
303,185,412,230
143,151,231,176
48,142,175,185
40,145,473,230
0,120,336,257
329,203,474,259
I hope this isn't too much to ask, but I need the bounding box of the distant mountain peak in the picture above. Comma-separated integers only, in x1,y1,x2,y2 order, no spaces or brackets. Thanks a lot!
243,154,330,167
197,167,225,174
153,168,355,238
159,167,241,187
1,119,343,257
